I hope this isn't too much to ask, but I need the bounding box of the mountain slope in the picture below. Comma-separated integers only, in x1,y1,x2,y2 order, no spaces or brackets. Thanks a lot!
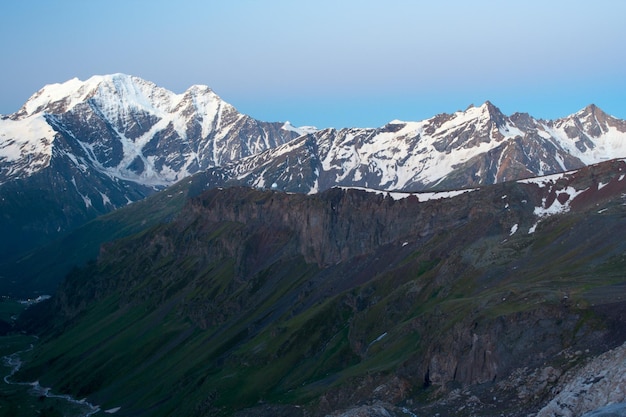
17,158,626,417
0,74,299,261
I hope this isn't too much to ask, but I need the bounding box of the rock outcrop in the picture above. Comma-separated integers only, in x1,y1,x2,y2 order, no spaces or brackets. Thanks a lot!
537,342,626,417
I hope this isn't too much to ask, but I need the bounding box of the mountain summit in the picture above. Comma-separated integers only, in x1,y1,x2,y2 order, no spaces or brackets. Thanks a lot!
2,73,299,186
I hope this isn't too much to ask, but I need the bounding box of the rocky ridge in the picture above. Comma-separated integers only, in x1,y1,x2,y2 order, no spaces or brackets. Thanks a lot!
205,102,626,193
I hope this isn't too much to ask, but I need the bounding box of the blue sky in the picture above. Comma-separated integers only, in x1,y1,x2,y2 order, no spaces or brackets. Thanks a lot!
2,0,625,128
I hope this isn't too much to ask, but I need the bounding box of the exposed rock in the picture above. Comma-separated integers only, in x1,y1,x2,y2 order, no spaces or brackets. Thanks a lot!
537,342,626,417
582,402,626,417
325,403,398,417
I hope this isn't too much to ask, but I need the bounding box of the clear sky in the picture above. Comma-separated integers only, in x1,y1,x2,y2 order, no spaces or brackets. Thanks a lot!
1,0,625,128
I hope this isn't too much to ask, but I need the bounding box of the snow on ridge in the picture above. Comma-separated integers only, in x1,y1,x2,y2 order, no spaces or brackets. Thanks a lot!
336,186,477,201
21,78,93,116
518,166,587,220
528,184,588,235
517,170,577,186
0,116,54,162
282,121,319,135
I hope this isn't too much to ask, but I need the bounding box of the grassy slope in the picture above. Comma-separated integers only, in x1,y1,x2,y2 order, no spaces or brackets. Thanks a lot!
0,177,194,298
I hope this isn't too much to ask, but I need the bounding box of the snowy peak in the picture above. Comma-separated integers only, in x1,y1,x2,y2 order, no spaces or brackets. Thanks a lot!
569,104,626,137
17,74,228,121
481,100,509,127
1,74,301,186
427,101,521,154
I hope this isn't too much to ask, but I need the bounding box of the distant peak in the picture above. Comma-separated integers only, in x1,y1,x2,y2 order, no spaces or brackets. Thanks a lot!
575,103,608,119
481,100,502,113
185,84,218,99
461,100,507,128
282,121,318,135
188,84,213,92
581,103,601,114
461,101,504,117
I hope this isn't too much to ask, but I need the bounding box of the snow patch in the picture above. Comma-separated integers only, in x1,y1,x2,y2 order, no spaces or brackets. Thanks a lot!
533,186,587,218
510,224,518,236
99,192,112,207
337,186,477,201
518,171,575,185
82,194,93,208
282,121,318,135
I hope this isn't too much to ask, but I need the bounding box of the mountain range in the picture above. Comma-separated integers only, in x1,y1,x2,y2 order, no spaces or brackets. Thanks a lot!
2,74,626,269
0,74,626,268
2,74,626,416
4,76,626,196
206,101,626,194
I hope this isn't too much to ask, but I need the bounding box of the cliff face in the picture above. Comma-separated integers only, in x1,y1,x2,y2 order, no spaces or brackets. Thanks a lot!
182,184,537,268
20,159,626,417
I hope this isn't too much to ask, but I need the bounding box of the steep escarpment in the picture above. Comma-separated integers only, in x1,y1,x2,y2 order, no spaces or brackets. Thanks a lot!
183,184,537,268
17,160,626,416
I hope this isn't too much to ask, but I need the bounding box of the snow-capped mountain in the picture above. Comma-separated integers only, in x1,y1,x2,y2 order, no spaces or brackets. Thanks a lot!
202,101,626,193
0,73,300,186
0,74,300,261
